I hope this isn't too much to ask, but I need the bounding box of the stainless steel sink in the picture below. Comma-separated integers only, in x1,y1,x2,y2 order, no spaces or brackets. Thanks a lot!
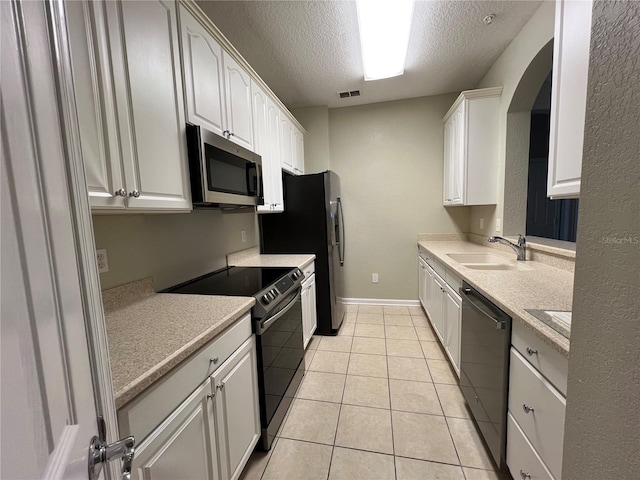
447,253,531,271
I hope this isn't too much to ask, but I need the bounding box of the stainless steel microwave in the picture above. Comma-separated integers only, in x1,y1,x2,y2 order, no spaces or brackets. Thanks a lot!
186,123,263,208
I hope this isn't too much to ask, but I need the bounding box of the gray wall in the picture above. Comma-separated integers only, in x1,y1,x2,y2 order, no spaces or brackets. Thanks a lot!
93,210,258,291
328,94,469,300
562,2,640,478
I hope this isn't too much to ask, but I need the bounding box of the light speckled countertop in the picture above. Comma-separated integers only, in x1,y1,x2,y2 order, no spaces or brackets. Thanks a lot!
227,247,315,269
103,279,255,408
419,240,573,357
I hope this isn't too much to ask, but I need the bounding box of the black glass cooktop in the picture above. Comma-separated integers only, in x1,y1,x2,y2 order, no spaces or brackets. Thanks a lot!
163,267,294,298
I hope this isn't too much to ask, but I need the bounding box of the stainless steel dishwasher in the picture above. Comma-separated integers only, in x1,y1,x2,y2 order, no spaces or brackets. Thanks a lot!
459,282,512,472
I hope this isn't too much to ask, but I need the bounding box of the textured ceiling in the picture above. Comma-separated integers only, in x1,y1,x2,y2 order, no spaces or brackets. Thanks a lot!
196,0,543,109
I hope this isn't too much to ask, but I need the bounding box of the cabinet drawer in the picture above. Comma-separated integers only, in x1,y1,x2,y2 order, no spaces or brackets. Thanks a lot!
507,413,555,480
118,313,252,442
509,348,565,479
302,261,315,280
512,321,568,395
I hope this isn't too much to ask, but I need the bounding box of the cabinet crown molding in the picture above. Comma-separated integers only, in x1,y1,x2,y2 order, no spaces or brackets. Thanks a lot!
443,86,503,122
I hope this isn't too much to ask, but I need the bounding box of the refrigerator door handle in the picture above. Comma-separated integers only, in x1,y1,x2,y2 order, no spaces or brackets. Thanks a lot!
337,197,345,266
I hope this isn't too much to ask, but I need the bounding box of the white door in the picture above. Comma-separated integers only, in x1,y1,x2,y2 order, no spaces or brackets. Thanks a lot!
252,80,275,213
2,1,118,477
293,126,305,174
308,274,318,337
131,381,219,480
443,118,453,205
212,337,261,480
223,51,254,150
180,4,226,137
431,274,446,342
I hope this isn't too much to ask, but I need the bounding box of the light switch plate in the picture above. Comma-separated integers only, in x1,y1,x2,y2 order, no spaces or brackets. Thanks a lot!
372,273,379,283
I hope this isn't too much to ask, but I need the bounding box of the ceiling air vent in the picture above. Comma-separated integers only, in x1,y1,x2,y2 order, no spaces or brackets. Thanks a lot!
338,90,361,99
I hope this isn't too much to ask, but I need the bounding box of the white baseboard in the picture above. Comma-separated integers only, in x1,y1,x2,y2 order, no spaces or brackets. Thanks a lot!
338,297,421,306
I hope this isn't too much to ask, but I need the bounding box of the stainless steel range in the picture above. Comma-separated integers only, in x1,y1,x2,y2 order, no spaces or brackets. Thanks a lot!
164,266,305,450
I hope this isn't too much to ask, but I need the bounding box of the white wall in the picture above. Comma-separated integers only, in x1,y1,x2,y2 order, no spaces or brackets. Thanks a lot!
563,1,640,477
93,210,258,291
470,1,555,236
328,94,469,300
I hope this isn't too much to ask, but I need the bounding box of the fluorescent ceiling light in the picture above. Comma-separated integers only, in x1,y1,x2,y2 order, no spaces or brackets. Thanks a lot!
356,0,415,81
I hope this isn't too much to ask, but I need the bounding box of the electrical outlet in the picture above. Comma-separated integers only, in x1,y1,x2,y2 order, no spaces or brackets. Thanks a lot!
479,218,485,229
495,218,501,232
241,230,247,243
96,249,109,274
372,273,379,283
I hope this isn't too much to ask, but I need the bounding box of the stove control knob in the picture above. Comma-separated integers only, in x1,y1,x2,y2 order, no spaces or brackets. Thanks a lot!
262,294,271,305
269,290,278,299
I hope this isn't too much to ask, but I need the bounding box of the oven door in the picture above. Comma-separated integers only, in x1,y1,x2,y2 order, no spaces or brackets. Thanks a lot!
254,288,304,449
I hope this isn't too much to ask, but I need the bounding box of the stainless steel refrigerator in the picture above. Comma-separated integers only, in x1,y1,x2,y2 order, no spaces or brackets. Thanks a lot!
259,171,345,335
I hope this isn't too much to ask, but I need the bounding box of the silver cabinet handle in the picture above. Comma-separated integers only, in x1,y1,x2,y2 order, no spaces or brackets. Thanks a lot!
520,470,531,479
526,347,538,356
223,130,230,137
228,132,235,137
207,393,215,400
523,404,535,414
217,383,225,391
115,188,126,197
128,190,140,198
210,357,219,365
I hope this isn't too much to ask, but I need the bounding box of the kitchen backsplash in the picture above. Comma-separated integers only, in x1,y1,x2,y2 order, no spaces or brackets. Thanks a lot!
92,209,258,291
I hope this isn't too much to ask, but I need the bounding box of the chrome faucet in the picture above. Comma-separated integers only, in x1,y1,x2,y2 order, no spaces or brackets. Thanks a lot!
488,234,527,261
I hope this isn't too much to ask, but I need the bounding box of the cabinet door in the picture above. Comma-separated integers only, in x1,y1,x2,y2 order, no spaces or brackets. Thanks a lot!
131,380,219,480
293,125,305,175
547,0,592,198
442,118,453,205
267,98,284,211
223,51,254,150
67,0,126,210
450,104,465,205
444,288,461,376
279,114,295,174
301,282,311,348
212,336,260,480
108,0,191,211
179,5,226,137
431,274,445,343
307,274,317,338
252,81,272,213
423,264,435,324
418,260,426,308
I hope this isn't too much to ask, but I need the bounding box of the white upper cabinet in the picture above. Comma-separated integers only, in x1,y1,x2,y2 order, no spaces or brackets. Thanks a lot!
280,115,295,174
442,87,501,206
69,0,191,212
293,125,305,175
547,0,592,199
267,98,284,210
67,0,125,209
253,81,284,213
180,4,226,137
223,51,254,150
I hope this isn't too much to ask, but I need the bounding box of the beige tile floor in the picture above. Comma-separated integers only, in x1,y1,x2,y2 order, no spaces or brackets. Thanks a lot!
240,305,505,480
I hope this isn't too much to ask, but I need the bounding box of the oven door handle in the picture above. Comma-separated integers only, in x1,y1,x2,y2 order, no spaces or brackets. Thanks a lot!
461,288,505,330
256,289,301,335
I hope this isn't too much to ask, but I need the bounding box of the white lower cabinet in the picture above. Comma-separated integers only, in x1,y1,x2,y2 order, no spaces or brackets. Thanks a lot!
128,323,260,480
301,262,317,348
507,322,568,480
418,252,462,376
211,337,261,480
507,413,554,480
131,380,219,480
